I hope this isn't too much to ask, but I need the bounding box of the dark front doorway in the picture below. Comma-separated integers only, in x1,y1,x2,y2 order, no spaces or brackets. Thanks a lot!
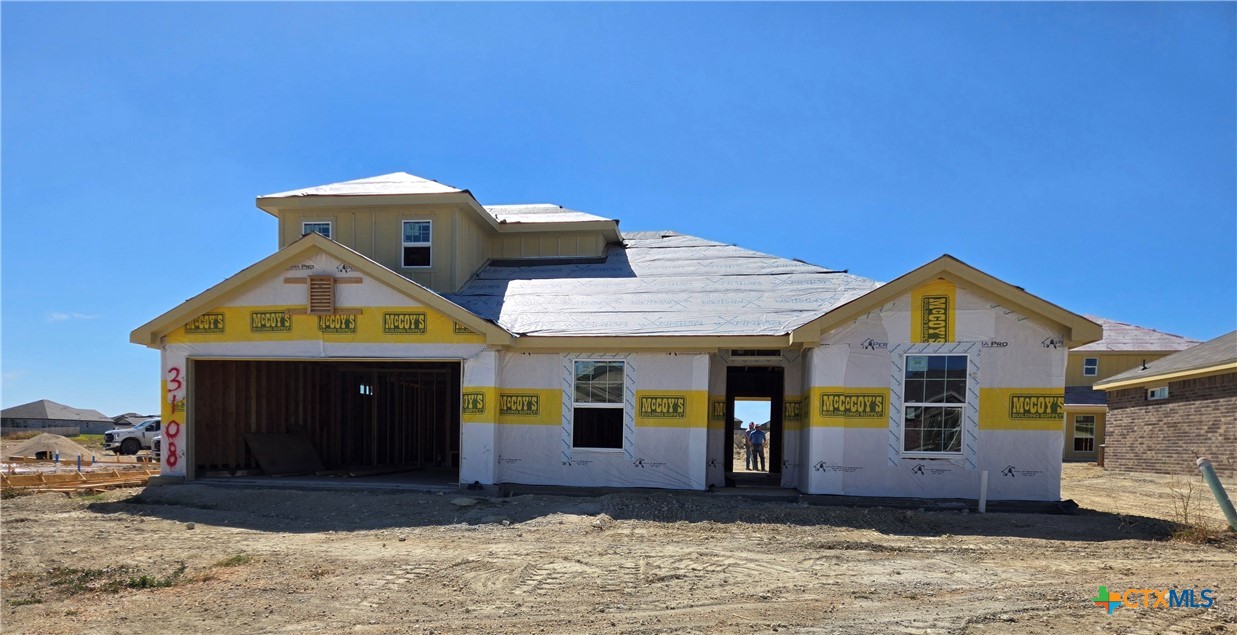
725,366,784,487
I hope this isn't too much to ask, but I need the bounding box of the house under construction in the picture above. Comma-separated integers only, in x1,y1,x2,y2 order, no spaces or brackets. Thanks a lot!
132,172,1101,501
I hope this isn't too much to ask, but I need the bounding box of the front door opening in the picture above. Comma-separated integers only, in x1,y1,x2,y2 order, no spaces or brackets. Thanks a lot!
733,398,771,474
724,366,784,487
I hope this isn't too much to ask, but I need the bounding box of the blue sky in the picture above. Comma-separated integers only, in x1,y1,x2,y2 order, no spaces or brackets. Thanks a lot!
2,3,1234,416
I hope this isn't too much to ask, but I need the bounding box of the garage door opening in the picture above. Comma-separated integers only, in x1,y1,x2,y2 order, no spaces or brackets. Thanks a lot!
191,360,460,480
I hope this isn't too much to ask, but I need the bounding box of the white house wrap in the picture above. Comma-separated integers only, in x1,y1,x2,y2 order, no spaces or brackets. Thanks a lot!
132,172,1100,502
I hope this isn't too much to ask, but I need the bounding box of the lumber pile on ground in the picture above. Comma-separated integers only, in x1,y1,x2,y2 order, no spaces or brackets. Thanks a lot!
1,468,158,494
3,455,155,466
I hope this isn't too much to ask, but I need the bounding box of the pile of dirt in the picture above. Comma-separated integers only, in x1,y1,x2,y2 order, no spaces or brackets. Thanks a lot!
5,433,93,460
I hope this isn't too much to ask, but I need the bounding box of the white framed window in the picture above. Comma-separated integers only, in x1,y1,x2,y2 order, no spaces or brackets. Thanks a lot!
1083,357,1099,377
1147,386,1169,401
302,221,332,239
1073,415,1096,452
572,360,625,449
401,220,432,268
901,354,968,457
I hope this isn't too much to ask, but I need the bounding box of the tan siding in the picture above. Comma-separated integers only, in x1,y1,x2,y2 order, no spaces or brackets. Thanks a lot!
369,208,403,274
452,212,492,291
279,216,294,248
354,211,374,255
490,231,606,260
275,204,611,293
276,205,473,292
1062,410,1105,460
372,206,452,291
335,213,355,248
1065,352,1175,386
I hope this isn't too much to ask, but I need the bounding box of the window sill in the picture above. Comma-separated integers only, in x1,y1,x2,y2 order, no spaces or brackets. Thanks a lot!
572,447,626,453
900,453,965,461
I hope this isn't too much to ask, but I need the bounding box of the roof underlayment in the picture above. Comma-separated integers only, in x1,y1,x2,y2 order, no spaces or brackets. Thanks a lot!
483,204,614,224
1073,315,1199,352
1064,386,1107,406
447,231,883,337
260,172,463,198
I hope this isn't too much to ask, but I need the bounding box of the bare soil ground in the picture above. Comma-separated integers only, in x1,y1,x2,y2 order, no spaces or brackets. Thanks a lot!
2,464,1233,634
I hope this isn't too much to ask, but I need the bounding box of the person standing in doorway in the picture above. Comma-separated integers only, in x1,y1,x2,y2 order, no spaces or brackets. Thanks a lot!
744,422,755,470
749,424,767,471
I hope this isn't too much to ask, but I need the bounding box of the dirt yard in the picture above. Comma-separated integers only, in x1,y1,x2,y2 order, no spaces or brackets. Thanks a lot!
2,464,1233,634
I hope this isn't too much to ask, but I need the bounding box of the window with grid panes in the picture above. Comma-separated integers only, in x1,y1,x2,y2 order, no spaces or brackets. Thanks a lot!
902,354,968,455
1073,415,1096,452
572,360,625,449
402,220,432,268
302,221,332,239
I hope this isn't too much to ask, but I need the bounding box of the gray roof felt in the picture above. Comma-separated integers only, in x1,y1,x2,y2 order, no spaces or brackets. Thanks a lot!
447,231,883,337
1096,330,1237,387
1,399,112,421
1073,315,1199,352
1064,386,1107,406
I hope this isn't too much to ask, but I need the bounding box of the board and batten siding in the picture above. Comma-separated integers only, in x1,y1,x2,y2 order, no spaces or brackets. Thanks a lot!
279,205,609,293
1065,352,1176,387
279,204,472,293
490,232,607,260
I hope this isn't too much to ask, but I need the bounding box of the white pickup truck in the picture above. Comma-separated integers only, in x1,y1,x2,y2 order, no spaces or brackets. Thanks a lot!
103,419,161,455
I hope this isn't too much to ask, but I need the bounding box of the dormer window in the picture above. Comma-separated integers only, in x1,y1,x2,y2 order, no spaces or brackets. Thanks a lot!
302,221,332,239
402,220,432,268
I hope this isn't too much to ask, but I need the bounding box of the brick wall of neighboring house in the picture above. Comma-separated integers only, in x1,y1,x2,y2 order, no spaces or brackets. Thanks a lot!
1104,372,1237,478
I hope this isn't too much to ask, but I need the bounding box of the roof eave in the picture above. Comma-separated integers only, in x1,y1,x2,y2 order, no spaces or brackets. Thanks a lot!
254,191,501,229
495,219,622,242
1063,404,1108,412
1068,347,1201,354
1094,362,1237,391
505,334,796,352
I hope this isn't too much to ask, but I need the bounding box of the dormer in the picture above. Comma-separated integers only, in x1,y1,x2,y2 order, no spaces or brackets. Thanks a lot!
256,172,621,293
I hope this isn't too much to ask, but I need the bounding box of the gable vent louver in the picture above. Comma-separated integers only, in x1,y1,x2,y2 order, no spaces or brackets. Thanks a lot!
307,275,336,315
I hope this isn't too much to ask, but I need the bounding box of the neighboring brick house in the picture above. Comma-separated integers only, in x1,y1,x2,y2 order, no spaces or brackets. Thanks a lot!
1095,331,1237,478
1063,316,1198,462
1,399,115,436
